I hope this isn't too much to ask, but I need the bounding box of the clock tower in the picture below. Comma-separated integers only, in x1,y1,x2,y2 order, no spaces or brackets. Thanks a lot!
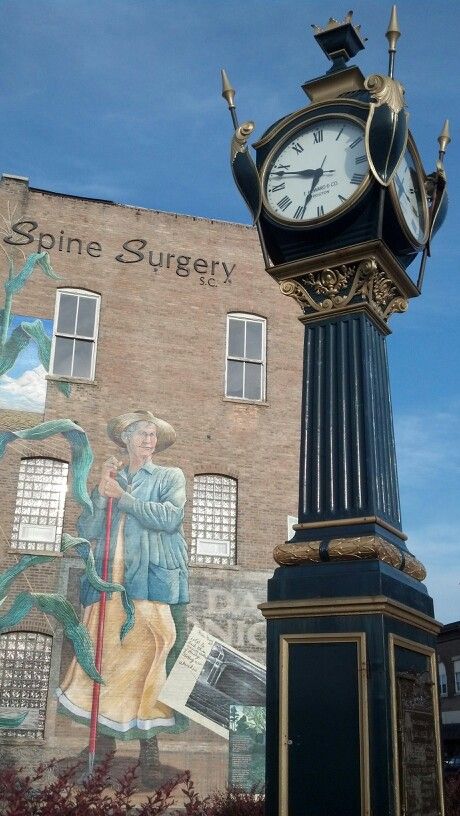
222,7,449,816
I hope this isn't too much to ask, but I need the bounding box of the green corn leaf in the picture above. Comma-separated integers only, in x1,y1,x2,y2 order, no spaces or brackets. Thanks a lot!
61,532,135,641
21,319,51,369
4,252,60,297
0,591,103,684
0,317,72,397
0,419,93,513
0,591,34,627
0,322,30,375
0,554,53,602
57,380,72,397
0,710,28,729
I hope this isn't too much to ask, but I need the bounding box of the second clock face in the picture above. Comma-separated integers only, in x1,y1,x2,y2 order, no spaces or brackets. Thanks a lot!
391,146,428,246
263,116,370,224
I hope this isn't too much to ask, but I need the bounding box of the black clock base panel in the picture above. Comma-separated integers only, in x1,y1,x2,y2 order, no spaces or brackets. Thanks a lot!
259,559,444,816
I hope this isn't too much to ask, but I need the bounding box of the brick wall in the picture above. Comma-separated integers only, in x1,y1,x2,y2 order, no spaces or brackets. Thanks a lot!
0,175,303,794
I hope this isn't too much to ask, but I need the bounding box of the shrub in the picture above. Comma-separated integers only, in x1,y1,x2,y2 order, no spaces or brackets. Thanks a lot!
0,760,265,816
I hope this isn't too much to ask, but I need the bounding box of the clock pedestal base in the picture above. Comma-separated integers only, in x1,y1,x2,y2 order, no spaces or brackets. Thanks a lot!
259,559,444,816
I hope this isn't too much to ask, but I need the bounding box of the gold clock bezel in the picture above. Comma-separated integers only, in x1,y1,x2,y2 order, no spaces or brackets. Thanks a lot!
261,112,372,228
388,133,429,249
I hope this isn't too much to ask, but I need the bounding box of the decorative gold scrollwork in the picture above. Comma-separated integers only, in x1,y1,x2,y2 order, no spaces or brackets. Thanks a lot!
280,257,408,323
364,73,405,114
231,121,255,161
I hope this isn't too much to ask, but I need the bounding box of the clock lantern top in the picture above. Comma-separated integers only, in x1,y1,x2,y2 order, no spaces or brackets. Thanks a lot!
222,7,449,331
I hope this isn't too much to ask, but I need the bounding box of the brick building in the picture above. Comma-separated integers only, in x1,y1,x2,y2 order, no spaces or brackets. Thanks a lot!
437,622,460,760
0,173,303,791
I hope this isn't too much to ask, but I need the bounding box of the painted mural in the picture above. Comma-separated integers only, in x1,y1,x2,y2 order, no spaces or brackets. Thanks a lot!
57,410,190,786
0,249,70,411
0,313,53,413
0,409,266,792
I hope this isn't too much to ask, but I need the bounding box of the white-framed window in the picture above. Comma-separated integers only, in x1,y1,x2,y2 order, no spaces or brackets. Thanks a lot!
190,474,237,566
225,313,266,401
438,661,448,697
50,288,100,380
454,659,460,694
11,458,68,553
0,631,52,738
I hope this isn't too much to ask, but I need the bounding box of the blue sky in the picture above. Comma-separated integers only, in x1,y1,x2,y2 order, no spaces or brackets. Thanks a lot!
0,0,458,623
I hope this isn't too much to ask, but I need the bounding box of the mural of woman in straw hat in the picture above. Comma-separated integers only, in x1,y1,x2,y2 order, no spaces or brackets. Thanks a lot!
56,410,189,786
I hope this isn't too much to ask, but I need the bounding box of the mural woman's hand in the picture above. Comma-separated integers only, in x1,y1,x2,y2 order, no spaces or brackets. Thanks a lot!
100,476,124,499
98,456,122,498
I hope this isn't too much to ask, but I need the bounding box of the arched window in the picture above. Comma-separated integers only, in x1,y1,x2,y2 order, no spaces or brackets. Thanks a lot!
11,458,68,553
226,313,266,401
454,659,460,694
190,474,237,565
438,661,447,697
0,631,52,738
50,288,101,380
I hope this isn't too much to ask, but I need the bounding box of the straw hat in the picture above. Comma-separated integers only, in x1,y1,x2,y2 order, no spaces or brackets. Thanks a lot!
107,410,176,453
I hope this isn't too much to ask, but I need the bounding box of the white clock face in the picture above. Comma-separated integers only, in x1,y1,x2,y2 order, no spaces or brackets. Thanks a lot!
264,117,370,223
392,147,427,245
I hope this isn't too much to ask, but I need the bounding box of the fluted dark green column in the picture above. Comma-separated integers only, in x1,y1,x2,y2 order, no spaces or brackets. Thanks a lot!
293,311,405,548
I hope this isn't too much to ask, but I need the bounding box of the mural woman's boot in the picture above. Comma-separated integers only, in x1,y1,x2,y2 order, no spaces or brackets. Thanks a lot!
139,736,161,788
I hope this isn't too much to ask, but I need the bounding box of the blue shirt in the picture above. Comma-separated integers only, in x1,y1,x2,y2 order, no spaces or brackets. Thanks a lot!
78,462,189,607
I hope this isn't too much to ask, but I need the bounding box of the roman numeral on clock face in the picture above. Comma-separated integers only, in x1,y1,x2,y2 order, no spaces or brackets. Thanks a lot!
351,173,365,185
355,155,367,165
293,206,304,219
313,130,323,144
277,195,292,211
349,136,363,149
292,142,303,155
317,205,324,216
270,182,285,192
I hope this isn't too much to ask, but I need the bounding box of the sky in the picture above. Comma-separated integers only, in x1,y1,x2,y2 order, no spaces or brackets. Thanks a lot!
0,0,458,624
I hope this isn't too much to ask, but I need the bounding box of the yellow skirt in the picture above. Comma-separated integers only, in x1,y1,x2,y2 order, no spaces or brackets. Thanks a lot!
56,518,177,739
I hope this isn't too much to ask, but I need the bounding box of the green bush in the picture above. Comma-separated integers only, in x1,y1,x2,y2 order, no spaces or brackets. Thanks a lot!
0,756,264,815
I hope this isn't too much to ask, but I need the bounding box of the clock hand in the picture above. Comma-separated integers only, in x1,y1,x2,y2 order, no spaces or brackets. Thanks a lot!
300,166,325,218
394,175,414,206
272,169,335,178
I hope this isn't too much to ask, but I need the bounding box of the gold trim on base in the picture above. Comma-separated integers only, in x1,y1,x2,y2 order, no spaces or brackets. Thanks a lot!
273,534,426,581
388,634,445,816
293,514,407,540
259,595,441,636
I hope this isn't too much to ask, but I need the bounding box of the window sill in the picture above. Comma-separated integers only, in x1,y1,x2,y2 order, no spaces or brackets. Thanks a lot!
8,548,62,558
189,562,240,571
222,397,269,407
46,374,98,386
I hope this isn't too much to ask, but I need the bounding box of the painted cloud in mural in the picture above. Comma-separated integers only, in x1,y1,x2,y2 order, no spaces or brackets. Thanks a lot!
0,363,48,412
0,314,53,413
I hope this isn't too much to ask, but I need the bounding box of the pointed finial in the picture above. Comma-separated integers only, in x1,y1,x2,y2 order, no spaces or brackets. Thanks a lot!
385,6,400,78
438,119,451,160
221,69,236,109
220,69,239,129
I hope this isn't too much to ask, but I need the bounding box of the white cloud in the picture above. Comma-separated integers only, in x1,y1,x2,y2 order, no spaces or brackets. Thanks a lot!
409,522,459,625
395,406,460,489
0,365,47,412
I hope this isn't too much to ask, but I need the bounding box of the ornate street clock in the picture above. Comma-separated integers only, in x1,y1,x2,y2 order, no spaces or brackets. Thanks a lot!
222,10,448,310
222,10,450,816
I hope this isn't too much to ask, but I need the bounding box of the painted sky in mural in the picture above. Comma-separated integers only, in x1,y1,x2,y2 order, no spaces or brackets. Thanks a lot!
0,315,52,413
